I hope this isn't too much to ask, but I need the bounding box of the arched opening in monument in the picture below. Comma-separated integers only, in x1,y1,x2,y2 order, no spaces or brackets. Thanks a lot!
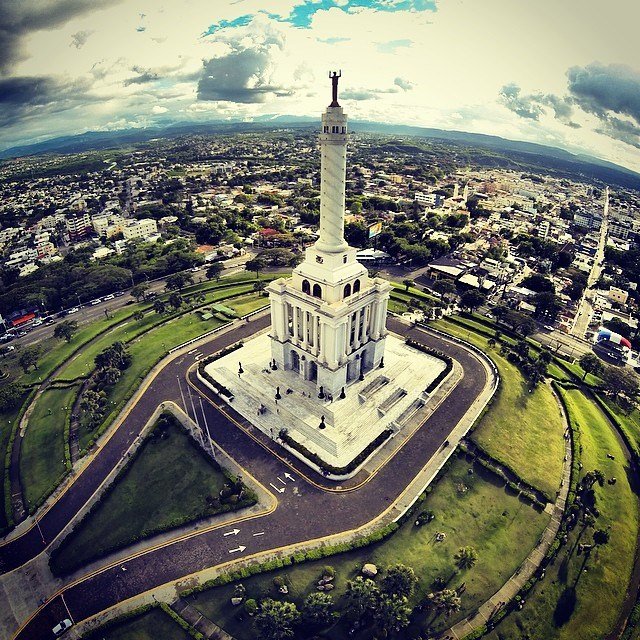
313,283,322,298
343,283,351,298
353,279,361,294
309,360,317,382
302,279,311,295
290,349,300,373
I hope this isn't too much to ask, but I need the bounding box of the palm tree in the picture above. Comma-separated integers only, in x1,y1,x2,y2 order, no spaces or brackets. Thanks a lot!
427,588,461,619
254,280,266,296
403,278,414,292
455,546,478,571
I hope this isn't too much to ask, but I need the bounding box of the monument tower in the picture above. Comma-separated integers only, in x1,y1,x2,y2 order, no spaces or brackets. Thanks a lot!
267,72,391,396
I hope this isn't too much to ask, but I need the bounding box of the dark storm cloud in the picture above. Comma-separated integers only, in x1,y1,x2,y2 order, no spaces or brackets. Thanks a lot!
197,49,293,103
0,75,96,127
0,0,120,74
123,71,159,86
566,62,640,124
499,84,580,128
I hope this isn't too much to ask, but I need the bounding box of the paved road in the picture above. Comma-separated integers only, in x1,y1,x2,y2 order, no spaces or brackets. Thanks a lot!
5,255,252,350
8,318,488,640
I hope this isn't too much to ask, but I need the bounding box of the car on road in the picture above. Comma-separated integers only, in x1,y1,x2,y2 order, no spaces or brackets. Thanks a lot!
44,317,56,325
68,307,79,314
114,290,125,297
103,294,115,301
1,345,16,353
0,334,14,343
32,319,43,327
52,619,73,636
90,298,102,306
543,325,555,331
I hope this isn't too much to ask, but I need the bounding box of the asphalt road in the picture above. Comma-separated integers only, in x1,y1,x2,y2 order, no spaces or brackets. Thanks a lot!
8,318,488,640
5,255,252,350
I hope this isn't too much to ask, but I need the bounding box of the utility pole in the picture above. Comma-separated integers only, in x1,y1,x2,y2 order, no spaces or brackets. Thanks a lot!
198,396,215,460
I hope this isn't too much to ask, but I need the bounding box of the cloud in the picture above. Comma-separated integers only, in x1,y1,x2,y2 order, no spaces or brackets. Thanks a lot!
69,29,94,49
499,83,544,120
152,105,168,114
566,62,640,123
0,75,96,127
394,76,414,91
0,0,119,74
376,38,412,54
197,27,299,103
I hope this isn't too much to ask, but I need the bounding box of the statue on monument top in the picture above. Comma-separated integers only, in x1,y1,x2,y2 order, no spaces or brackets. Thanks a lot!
329,70,341,108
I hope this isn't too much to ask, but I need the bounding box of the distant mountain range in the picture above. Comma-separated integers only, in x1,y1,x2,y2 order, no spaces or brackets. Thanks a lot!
2,117,639,190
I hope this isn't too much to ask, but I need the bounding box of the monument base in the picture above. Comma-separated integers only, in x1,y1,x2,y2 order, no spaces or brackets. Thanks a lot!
202,332,448,473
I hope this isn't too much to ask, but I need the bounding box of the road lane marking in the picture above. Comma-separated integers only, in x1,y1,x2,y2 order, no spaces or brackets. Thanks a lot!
252,532,265,537
223,529,240,536
269,483,285,494
229,545,246,554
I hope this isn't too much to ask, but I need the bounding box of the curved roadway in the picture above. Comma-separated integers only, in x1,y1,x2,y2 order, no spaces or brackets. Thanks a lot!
5,316,490,640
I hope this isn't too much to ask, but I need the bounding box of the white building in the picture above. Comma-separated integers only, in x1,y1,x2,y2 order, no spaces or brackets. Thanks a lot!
266,75,391,396
122,218,158,241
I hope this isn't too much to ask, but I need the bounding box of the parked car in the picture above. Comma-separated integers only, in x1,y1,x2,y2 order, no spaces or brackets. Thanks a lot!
114,290,125,297
103,294,115,301
90,298,102,306
52,619,73,636
68,307,79,315
32,319,43,327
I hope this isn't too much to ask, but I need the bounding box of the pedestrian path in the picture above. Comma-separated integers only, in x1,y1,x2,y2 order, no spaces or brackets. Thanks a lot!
445,383,572,639
171,598,233,640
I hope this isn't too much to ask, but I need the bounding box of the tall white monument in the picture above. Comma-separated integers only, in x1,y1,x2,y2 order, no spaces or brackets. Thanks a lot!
267,71,391,397
203,73,450,473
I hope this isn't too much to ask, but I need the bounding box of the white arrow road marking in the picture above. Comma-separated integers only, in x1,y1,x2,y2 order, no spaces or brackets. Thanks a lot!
277,477,286,485
253,532,265,537
194,353,204,361
228,546,246,554
284,473,295,481
269,483,285,494
187,348,198,354
223,528,240,536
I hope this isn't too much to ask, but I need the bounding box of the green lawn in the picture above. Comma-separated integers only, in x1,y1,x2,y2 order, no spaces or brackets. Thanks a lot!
225,293,269,317
51,415,251,575
79,311,225,451
0,395,29,530
433,318,565,499
487,387,639,640
19,385,78,510
83,607,190,640
598,397,640,457
58,283,255,382
190,455,550,639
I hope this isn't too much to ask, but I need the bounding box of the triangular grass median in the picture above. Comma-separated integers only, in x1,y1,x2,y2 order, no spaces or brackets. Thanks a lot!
50,413,255,576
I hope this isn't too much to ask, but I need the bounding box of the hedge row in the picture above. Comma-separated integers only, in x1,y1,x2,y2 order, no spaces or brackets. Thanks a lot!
405,338,453,394
279,428,393,477
50,413,256,576
459,441,548,509
197,341,244,399
180,521,400,598
82,603,155,638
3,387,37,529
159,603,205,640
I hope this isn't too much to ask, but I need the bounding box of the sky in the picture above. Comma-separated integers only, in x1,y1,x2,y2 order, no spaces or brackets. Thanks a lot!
1,0,640,172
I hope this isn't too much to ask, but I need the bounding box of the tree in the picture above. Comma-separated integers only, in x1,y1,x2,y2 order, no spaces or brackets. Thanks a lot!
254,599,300,640
302,592,336,627
165,272,192,291
455,546,479,570
460,290,485,312
381,564,418,598
19,346,41,373
593,528,610,546
206,262,224,281
432,279,456,301
168,292,183,310
0,383,23,412
602,366,639,405
133,310,145,322
427,588,462,618
253,280,266,295
245,256,267,279
96,366,121,387
130,283,150,302
53,319,78,343
533,291,563,321
344,577,379,620
153,299,166,315
374,593,411,636
579,353,603,381
402,278,414,292
95,342,131,371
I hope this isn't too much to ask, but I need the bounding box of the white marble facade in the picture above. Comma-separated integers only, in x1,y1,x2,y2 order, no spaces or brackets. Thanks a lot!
266,73,391,397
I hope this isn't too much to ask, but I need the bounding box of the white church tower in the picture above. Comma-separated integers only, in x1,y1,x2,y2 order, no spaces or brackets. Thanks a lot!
267,72,391,397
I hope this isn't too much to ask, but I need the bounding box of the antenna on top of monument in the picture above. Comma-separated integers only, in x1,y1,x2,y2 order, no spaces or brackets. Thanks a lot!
329,70,341,107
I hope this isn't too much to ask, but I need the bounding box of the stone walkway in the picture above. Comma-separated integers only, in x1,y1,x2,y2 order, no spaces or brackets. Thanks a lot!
444,382,573,639
171,598,233,640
